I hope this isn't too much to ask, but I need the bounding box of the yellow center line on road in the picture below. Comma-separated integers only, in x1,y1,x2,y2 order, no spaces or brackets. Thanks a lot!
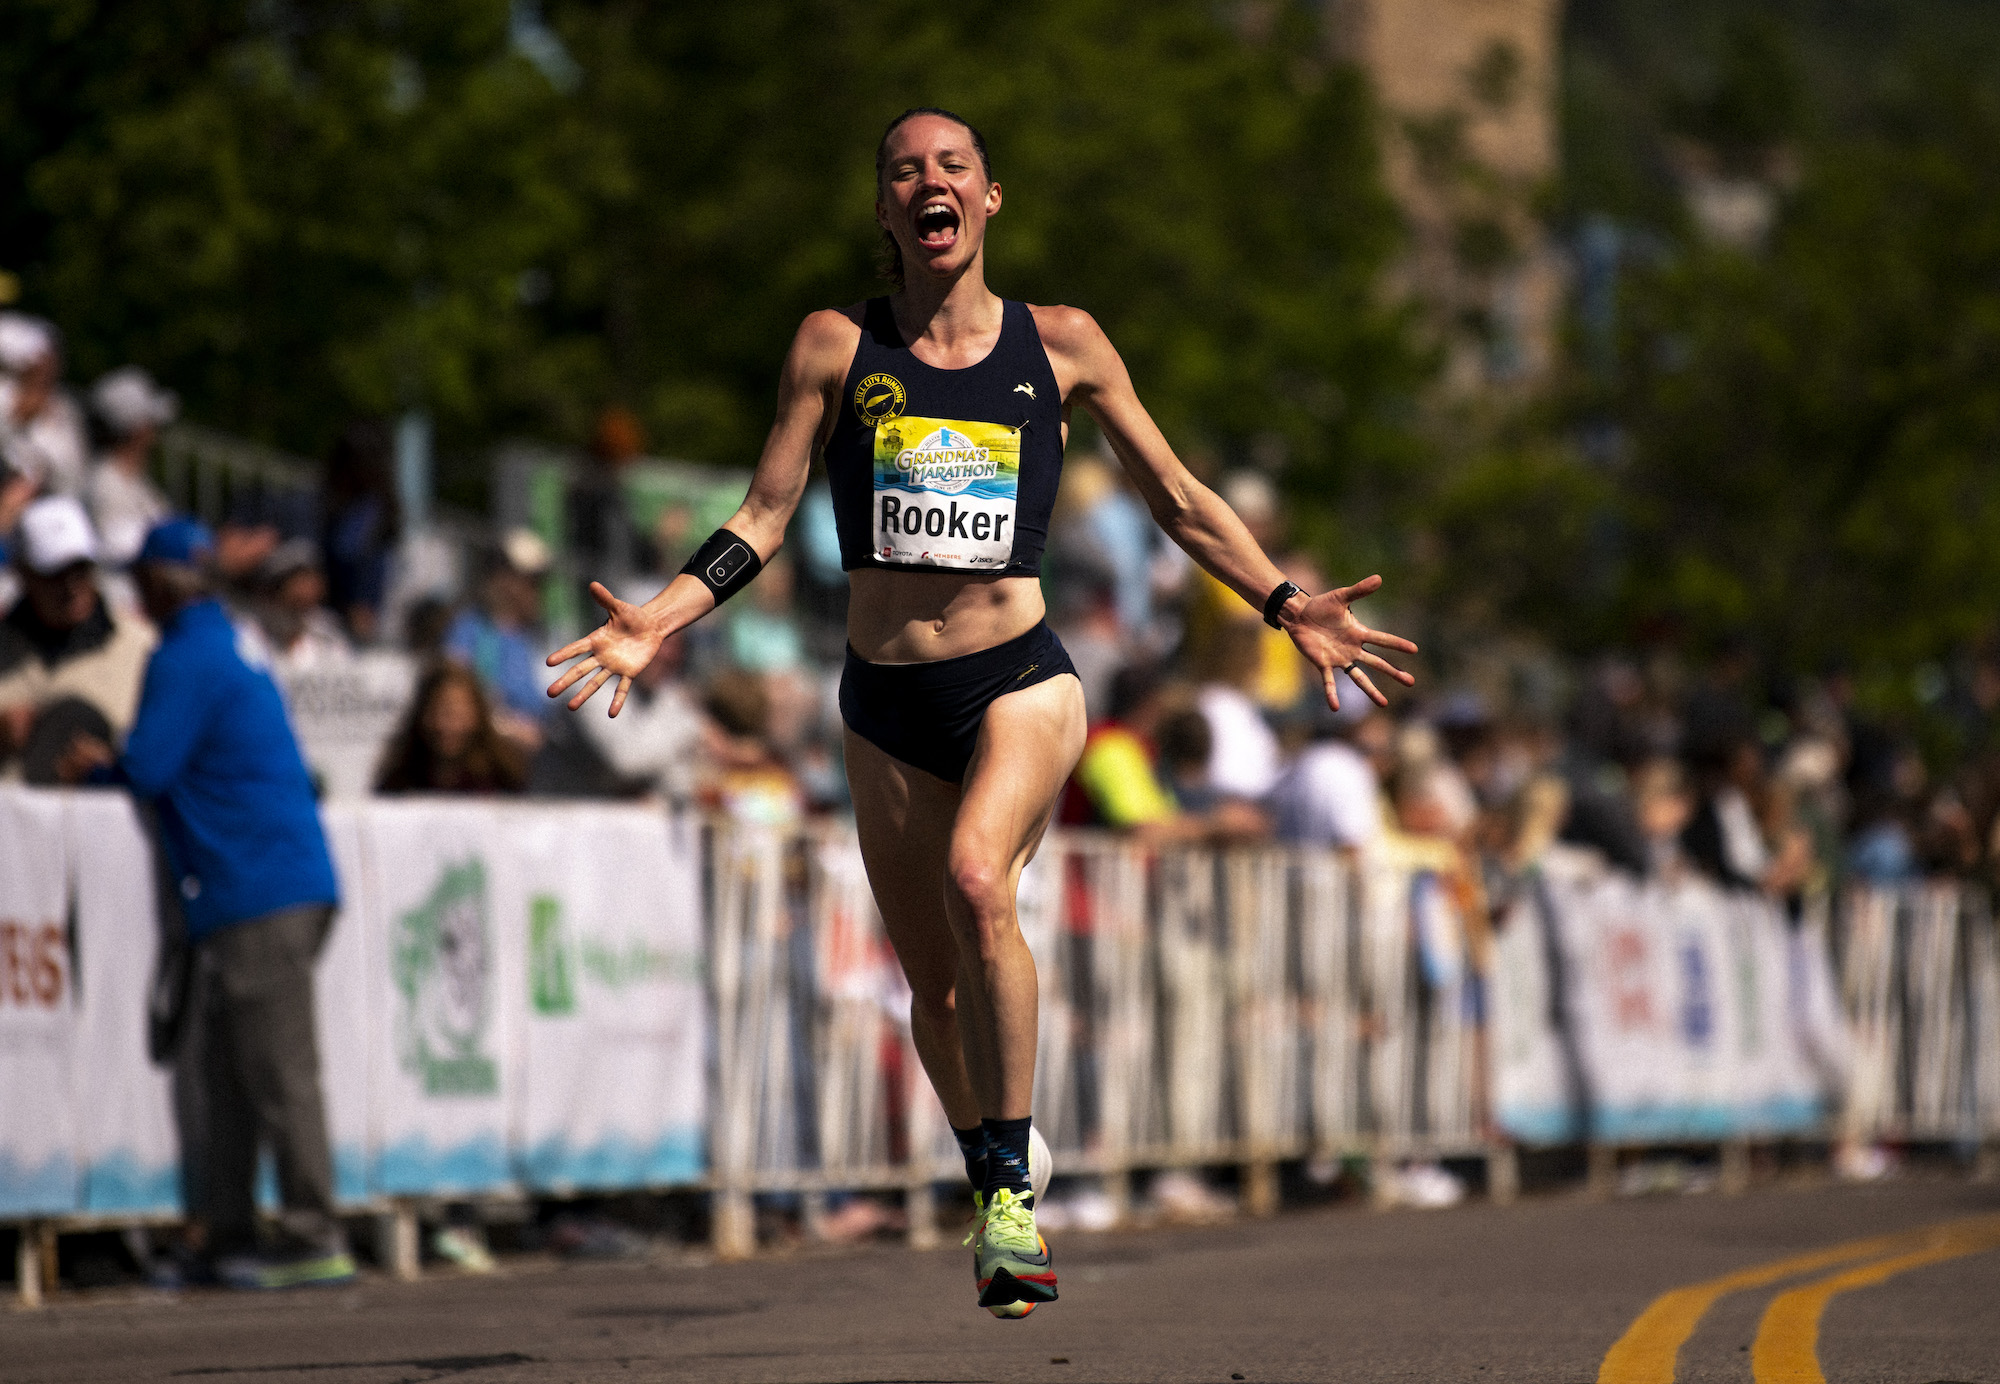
1750,1216,2000,1384
1595,1213,2000,1384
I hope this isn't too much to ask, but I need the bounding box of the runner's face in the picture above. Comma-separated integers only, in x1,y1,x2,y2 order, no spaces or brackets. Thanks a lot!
876,116,1000,283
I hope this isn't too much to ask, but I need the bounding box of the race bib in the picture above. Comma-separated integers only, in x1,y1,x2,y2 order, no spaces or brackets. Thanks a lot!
870,417,1020,570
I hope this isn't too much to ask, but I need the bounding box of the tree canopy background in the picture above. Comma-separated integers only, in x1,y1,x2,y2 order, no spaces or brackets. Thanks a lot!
0,0,1424,561
1528,0,2000,681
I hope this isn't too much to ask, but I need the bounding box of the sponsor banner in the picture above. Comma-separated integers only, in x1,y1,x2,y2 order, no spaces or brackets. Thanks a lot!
1531,862,1827,1143
0,788,78,1214
516,807,706,1191
69,791,177,1214
316,807,372,1204
360,800,521,1196
1490,875,1575,1146
277,653,418,801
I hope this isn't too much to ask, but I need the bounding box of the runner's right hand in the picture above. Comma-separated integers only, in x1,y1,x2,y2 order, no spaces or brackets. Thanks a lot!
544,581,666,718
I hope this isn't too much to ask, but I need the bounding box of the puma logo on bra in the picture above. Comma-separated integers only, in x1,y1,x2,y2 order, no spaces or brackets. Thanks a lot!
1014,383,1036,400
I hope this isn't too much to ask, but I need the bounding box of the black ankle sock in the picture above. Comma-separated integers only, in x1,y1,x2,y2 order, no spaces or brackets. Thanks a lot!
981,1116,1034,1202
951,1123,988,1192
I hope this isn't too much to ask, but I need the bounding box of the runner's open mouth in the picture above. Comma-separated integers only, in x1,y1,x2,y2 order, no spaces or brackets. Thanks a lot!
916,203,960,248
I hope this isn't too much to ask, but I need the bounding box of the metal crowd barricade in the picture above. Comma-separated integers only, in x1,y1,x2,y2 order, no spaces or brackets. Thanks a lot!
1838,883,2000,1149
703,823,1498,1255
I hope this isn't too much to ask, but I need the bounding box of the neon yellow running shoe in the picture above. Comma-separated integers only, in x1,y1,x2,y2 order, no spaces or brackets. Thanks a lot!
966,1187,1056,1315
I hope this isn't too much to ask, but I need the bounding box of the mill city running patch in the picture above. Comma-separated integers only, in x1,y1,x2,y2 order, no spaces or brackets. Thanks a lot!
872,417,1020,569
854,372,906,424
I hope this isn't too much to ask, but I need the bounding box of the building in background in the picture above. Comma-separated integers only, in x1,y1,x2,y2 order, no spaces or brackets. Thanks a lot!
1333,0,1563,392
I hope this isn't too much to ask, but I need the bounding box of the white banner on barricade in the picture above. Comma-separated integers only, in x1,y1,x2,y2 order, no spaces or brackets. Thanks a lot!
360,800,522,1196
1527,858,1828,1143
0,788,78,1215
515,807,705,1191
316,808,372,1204
69,791,176,1214
1490,873,1574,1145
277,653,418,801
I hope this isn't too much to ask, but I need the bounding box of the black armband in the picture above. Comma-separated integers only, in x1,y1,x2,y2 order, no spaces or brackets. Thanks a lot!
682,528,763,605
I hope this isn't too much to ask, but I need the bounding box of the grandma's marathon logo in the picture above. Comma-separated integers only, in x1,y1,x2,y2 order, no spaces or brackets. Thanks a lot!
393,859,497,1096
881,425,998,494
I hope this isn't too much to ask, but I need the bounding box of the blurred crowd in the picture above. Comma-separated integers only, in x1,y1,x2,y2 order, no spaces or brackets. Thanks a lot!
6,306,2000,910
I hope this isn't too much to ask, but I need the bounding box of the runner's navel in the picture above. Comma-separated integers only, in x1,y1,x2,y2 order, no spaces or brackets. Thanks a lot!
933,619,946,634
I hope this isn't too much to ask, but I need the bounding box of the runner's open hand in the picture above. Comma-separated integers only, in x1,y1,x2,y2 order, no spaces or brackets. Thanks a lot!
544,581,663,718
1284,574,1418,711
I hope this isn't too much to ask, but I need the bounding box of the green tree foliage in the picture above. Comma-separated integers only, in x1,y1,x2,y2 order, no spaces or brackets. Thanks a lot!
1548,0,2000,674
1608,66,2000,670
2,0,1423,522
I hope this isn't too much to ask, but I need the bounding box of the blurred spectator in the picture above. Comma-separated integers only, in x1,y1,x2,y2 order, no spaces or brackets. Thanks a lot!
320,420,400,644
700,670,804,829
253,539,351,672
1681,736,1813,897
570,406,657,591
86,366,178,567
57,516,351,1288
445,528,554,748
1050,451,1156,638
1179,472,1312,712
573,630,704,803
1195,621,1283,802
0,497,155,782
1051,578,1125,723
1065,663,1264,841
726,551,806,673
1631,757,1695,879
375,662,528,795
1268,673,1383,850
0,313,89,508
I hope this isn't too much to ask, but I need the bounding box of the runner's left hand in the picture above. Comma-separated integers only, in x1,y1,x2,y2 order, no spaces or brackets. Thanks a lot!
1283,574,1418,710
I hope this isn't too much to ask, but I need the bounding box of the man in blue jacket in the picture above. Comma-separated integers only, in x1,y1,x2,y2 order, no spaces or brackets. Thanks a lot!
63,516,351,1287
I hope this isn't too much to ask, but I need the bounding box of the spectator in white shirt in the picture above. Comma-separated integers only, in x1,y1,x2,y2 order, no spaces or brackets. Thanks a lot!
1268,670,1384,850
1196,620,1282,801
0,314,89,509
87,366,178,567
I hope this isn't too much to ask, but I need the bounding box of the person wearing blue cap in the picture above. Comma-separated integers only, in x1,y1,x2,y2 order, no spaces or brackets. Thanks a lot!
59,515,351,1289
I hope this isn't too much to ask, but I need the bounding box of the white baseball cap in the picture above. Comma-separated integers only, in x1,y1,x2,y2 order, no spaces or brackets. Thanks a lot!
0,313,56,374
17,495,99,574
92,366,179,438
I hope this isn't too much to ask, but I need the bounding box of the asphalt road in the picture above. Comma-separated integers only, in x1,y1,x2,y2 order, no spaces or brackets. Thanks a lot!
10,1177,2000,1384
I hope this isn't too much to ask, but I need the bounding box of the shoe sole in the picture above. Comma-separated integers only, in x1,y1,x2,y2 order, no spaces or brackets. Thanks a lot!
977,1265,1059,1308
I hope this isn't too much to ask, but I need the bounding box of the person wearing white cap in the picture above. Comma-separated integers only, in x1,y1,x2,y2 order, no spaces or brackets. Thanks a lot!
88,365,179,567
0,495,156,780
0,312,90,510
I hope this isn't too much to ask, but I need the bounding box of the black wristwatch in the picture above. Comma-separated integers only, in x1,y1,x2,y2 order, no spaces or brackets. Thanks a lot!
1262,580,1305,629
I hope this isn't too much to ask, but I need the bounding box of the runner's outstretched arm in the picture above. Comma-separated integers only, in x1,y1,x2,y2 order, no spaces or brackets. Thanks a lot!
546,309,855,716
1037,304,1417,709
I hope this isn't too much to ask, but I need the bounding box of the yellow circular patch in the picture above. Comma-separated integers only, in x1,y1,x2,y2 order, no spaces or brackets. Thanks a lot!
854,372,906,424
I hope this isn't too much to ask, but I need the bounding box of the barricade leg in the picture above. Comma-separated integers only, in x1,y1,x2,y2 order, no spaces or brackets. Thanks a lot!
16,1223,46,1308
1586,1144,1617,1200
712,1188,756,1261
1720,1139,1751,1196
374,1204,420,1281
1487,1143,1520,1206
905,1180,939,1251
1242,1159,1280,1218
1103,1167,1133,1226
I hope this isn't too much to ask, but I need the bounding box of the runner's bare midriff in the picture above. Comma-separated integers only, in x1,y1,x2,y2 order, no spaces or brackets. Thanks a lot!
845,569,1047,664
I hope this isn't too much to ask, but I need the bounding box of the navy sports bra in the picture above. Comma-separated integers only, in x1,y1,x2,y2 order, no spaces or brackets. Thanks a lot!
824,297,1063,577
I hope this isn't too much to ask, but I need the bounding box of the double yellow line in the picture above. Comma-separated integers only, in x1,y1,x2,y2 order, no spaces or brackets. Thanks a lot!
1598,1211,2000,1384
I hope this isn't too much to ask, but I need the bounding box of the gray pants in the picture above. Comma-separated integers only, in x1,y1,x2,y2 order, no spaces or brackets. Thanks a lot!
174,903,343,1256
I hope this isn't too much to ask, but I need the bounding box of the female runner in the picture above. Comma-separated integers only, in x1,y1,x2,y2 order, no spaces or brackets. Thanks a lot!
547,106,1417,1318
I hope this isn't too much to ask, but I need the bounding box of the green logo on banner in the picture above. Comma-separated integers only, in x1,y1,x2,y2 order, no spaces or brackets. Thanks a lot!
528,894,575,1016
393,859,498,1096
